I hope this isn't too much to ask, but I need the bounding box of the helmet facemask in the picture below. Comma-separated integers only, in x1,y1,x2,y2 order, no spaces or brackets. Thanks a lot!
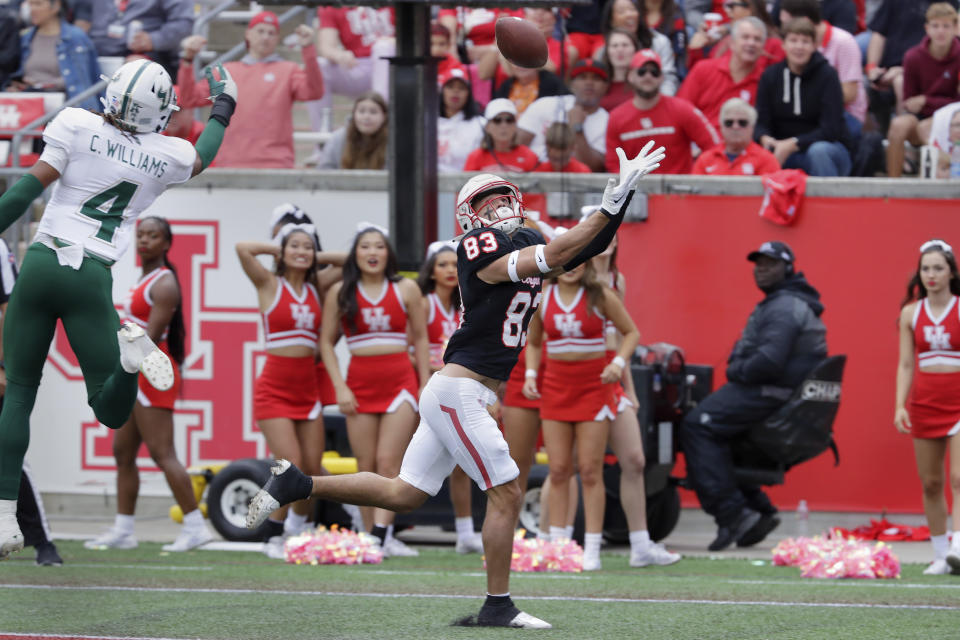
455,175,526,236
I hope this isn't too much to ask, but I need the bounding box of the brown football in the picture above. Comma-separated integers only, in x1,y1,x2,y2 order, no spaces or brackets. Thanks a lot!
495,17,549,69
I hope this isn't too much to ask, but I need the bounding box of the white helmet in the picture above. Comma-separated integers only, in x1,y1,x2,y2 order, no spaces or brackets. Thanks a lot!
455,174,525,235
100,59,179,133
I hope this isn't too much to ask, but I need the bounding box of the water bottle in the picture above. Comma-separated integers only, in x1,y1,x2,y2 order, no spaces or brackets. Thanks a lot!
126,20,143,49
796,499,809,538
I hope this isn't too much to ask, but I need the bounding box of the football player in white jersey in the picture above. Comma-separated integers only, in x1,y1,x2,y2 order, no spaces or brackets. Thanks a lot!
0,59,238,559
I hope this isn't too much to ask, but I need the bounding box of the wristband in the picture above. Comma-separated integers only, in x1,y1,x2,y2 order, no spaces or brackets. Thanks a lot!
865,62,878,74
525,369,537,379
612,356,626,369
209,94,236,127
534,244,551,274
507,250,520,283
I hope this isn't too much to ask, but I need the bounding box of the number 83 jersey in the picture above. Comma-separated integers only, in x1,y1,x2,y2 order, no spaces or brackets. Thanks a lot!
444,225,545,381
35,108,196,263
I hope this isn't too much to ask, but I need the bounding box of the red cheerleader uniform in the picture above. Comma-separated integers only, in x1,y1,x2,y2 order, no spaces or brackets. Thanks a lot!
342,281,419,414
909,296,960,439
539,285,616,422
254,278,322,421
426,292,462,371
123,267,181,409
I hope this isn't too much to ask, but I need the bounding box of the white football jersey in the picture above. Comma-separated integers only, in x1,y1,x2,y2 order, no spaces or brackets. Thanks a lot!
36,108,196,262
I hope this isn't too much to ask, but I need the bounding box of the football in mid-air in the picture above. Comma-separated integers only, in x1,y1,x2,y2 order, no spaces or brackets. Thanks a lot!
495,17,548,69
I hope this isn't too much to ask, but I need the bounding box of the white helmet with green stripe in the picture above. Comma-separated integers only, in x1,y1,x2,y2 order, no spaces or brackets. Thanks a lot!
100,59,179,134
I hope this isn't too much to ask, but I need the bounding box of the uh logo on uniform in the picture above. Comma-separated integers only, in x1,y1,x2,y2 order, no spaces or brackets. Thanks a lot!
924,325,952,351
554,313,583,337
362,307,391,332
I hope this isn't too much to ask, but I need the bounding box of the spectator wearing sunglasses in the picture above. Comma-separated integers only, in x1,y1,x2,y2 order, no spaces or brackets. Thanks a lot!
605,48,719,174
754,18,852,176
693,98,780,174
463,98,539,173
677,17,767,130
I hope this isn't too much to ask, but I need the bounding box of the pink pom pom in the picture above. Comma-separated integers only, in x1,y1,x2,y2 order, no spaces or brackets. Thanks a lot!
281,526,383,565
774,532,900,579
490,531,584,572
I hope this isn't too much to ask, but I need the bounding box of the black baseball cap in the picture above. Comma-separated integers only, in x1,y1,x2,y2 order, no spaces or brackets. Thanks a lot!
747,241,794,264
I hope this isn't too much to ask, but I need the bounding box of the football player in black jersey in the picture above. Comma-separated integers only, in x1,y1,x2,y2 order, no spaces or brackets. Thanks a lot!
244,142,665,629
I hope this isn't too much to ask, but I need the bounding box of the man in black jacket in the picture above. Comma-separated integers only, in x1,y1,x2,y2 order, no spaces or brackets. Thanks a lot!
754,17,852,176
682,241,827,551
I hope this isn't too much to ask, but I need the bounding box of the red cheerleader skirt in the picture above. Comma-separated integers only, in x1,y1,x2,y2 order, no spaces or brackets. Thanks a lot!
316,360,337,407
254,354,321,421
539,357,617,423
137,341,181,410
346,351,419,414
502,346,544,410
908,369,960,439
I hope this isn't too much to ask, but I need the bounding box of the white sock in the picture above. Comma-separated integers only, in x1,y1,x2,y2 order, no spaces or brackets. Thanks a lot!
455,516,475,540
284,510,308,536
629,530,651,553
564,525,574,539
385,524,395,543
549,526,566,542
584,532,602,559
182,509,204,530
115,514,135,535
932,533,949,560
0,499,16,516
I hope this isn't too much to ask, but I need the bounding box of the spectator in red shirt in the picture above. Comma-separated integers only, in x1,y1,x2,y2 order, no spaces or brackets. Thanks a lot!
693,97,780,174
309,6,394,131
886,3,960,177
605,49,720,174
463,98,540,172
599,28,641,111
688,0,783,71
535,122,594,173
677,16,767,129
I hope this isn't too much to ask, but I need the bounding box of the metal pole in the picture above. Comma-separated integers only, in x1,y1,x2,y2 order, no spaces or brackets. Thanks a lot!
388,2,437,272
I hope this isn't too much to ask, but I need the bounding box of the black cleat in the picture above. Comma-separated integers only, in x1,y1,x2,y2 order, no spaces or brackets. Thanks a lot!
245,460,313,529
35,541,63,566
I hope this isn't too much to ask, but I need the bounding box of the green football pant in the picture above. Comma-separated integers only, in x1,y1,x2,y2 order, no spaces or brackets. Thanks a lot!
0,243,138,499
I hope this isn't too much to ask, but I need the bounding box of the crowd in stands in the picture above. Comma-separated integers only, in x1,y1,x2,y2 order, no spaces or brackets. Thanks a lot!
1,0,960,177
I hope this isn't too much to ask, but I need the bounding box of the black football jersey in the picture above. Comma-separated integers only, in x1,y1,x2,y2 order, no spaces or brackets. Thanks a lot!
444,226,545,380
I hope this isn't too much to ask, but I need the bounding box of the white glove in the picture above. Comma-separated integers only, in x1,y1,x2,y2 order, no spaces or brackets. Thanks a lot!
205,63,238,102
600,142,667,214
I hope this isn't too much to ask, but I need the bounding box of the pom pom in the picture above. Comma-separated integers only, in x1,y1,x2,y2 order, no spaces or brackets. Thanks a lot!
483,529,584,572
282,524,384,565
771,529,900,579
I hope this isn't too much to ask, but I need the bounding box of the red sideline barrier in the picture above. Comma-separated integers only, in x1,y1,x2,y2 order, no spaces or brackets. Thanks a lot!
618,193,960,514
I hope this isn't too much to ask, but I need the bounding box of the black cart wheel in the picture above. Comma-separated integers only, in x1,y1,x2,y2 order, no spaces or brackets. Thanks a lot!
646,483,681,542
206,458,273,542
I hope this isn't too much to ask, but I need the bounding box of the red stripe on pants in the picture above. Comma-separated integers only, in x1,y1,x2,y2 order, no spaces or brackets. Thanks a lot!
440,404,492,489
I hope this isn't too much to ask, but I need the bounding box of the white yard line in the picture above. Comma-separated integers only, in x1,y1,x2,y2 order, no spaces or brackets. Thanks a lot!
2,584,957,611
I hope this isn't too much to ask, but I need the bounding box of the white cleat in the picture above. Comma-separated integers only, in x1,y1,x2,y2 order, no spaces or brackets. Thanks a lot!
455,534,484,554
923,558,951,575
0,500,24,559
245,460,289,530
383,537,419,557
118,323,174,391
83,527,138,550
161,525,214,552
630,542,682,567
508,611,552,629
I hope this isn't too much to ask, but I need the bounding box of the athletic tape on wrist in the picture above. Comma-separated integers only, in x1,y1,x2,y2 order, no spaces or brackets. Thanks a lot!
612,355,626,369
534,244,551,274
507,250,520,283
525,369,537,378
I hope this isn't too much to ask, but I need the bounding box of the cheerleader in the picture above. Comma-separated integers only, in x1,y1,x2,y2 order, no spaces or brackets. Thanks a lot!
417,241,484,553
84,218,212,552
522,260,639,570
895,239,960,575
236,223,326,545
589,224,681,567
321,223,430,556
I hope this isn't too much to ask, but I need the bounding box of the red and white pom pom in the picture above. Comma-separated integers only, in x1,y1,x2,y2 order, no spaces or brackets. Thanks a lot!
772,529,900,579
484,529,584,572
282,525,384,565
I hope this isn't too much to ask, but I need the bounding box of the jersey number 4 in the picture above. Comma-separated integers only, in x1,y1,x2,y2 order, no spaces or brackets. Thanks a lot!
502,291,542,348
463,231,498,260
79,180,140,245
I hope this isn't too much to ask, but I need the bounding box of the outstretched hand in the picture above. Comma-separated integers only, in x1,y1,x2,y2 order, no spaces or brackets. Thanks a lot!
204,63,238,102
600,142,666,214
